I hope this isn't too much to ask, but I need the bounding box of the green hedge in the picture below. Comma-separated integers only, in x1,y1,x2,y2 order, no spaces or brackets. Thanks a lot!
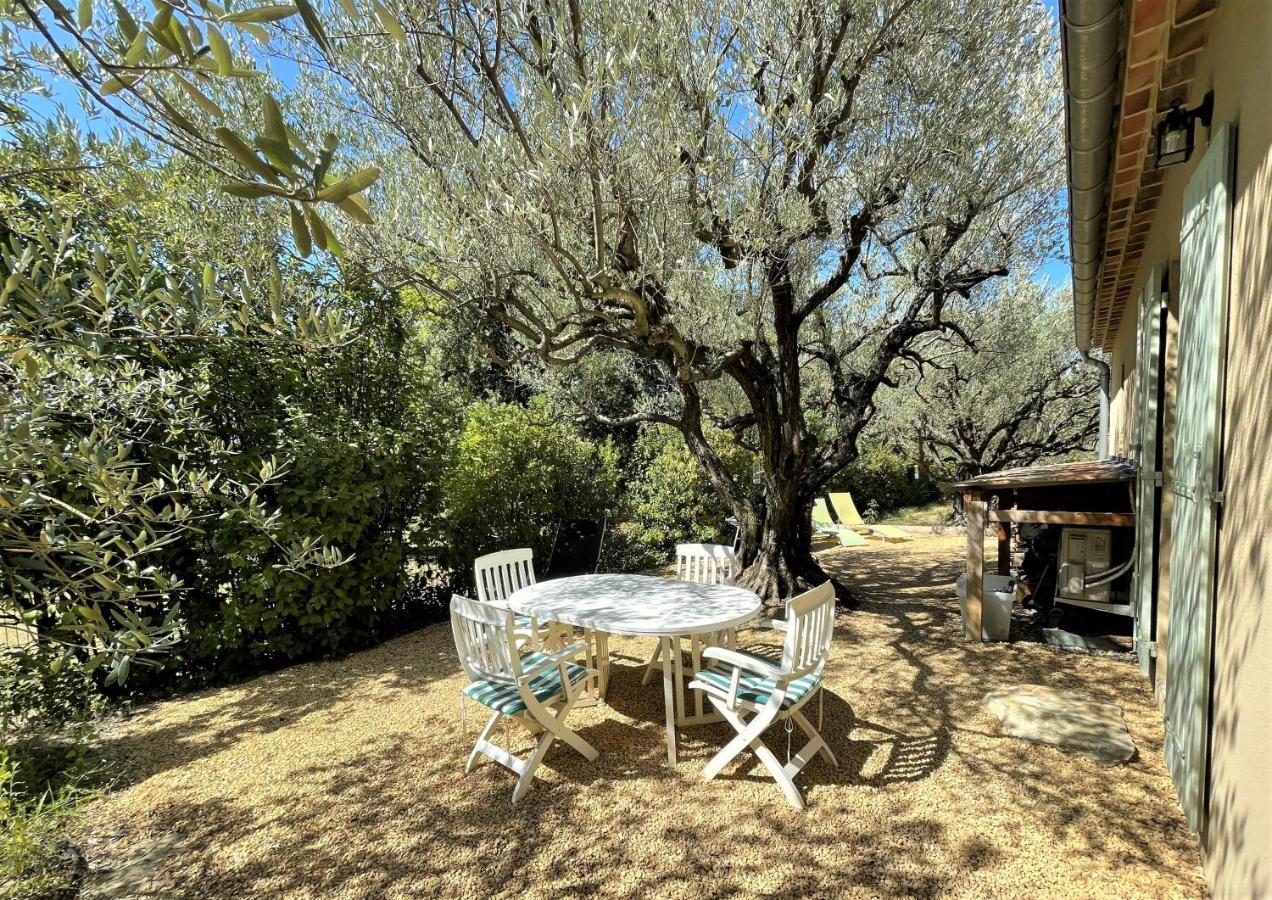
605,426,754,572
434,400,621,583
147,287,456,686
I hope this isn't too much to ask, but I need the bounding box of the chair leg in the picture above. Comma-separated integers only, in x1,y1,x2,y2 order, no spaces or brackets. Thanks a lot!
467,690,598,804
524,687,598,760
466,711,503,774
749,741,807,811
789,708,838,768
512,730,556,805
705,701,805,809
702,700,775,780
641,640,662,685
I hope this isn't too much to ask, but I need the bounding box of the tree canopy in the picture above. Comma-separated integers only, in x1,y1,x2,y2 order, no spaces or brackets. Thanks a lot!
6,0,1072,603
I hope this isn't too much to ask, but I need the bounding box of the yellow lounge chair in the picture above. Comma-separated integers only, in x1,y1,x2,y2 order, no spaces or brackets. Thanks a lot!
828,492,912,543
812,498,867,547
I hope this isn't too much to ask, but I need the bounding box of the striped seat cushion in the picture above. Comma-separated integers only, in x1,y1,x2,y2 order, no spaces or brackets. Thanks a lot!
694,650,821,709
463,651,589,714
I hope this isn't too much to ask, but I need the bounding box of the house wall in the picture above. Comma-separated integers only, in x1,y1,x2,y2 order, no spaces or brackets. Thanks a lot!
1101,1,1272,893
1106,312,1137,457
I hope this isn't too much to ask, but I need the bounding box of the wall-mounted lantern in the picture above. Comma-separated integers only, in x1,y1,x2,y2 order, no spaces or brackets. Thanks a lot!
1154,91,1214,169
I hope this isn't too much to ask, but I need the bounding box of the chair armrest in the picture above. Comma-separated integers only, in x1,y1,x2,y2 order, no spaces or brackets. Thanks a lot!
758,617,788,633
700,646,782,678
519,641,590,680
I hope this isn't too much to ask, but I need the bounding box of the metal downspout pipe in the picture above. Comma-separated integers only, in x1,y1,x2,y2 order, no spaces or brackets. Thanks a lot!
1060,0,1121,458
1083,350,1112,458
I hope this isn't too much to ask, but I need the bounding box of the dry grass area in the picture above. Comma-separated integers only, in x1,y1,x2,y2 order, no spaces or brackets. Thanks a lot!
77,536,1206,899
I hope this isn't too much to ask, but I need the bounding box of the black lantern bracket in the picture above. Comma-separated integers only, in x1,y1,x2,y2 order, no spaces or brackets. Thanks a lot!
1154,90,1215,169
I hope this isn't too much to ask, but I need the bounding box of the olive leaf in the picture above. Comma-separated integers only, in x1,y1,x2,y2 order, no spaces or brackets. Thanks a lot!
208,24,233,75
113,0,139,40
371,0,406,42
176,75,226,118
102,74,140,95
293,0,332,53
311,133,337,191
124,30,149,65
215,127,282,183
262,95,287,143
336,194,374,225
314,167,380,203
220,5,298,24
305,205,330,252
156,92,201,136
289,203,312,257
255,136,305,176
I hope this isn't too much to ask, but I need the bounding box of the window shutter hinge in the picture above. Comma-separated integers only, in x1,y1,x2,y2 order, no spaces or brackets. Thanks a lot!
1208,489,1225,505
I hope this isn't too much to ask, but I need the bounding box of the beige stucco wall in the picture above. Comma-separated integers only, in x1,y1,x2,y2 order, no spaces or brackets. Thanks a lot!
1101,1,1272,893
1106,310,1137,457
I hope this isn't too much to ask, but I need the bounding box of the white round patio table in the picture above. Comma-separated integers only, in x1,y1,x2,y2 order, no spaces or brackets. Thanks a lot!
508,573,762,764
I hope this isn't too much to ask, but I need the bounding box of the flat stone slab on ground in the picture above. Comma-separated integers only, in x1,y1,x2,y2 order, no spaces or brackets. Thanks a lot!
1041,627,1129,654
984,684,1137,764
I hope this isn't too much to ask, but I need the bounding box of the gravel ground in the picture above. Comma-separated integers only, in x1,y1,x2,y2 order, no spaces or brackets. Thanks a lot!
75,535,1207,899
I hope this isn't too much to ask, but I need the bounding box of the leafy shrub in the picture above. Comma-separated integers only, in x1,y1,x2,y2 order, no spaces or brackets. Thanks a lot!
607,426,754,571
435,400,620,582
0,743,91,900
0,147,438,701
826,443,938,518
150,284,455,682
0,178,352,693
0,649,100,736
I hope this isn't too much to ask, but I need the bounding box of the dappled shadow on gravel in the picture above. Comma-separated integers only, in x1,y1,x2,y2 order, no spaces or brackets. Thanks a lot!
76,536,1206,899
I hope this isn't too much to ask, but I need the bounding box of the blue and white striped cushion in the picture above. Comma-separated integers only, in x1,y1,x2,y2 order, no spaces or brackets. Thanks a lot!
464,651,589,714
694,649,820,709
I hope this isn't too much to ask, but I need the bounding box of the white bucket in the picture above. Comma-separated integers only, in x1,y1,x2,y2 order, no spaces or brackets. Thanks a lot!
954,573,1015,641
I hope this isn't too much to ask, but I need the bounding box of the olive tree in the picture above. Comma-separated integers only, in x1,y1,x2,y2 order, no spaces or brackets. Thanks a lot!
902,280,1100,485
17,0,1064,601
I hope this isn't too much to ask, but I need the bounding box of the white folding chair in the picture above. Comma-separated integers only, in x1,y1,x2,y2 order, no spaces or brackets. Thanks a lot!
0,617,37,651
689,580,839,810
451,594,599,803
474,548,568,651
642,543,737,685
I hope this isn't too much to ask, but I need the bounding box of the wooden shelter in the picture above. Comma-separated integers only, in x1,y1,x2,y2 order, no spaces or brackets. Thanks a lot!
952,458,1137,640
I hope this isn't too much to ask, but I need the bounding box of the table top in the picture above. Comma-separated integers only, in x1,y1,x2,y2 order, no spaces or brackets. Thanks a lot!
507,574,762,637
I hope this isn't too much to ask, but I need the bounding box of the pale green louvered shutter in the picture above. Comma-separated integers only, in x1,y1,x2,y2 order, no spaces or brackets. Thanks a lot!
1132,268,1165,676
1164,122,1233,833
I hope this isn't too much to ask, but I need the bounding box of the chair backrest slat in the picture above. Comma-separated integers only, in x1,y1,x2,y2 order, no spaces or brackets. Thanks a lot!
675,543,736,585
782,581,836,680
450,594,520,684
474,548,536,606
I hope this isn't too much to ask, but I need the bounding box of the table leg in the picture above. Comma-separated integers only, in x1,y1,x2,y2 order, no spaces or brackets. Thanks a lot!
672,633,727,728
577,629,610,707
595,631,610,702
691,635,705,720
660,635,677,765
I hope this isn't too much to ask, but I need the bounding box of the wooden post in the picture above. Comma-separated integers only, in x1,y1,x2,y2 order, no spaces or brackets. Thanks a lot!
965,490,985,641
996,524,1011,576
